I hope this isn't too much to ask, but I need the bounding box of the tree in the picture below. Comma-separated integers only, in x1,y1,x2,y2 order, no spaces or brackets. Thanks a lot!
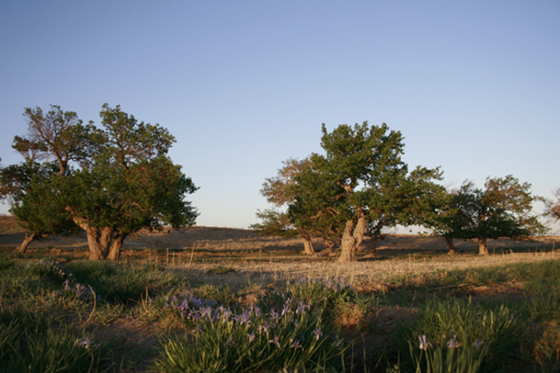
250,209,298,237
361,165,445,256
251,158,322,255
60,104,198,260
0,161,79,252
289,122,443,262
416,186,470,254
1,104,198,260
450,176,546,255
0,105,93,251
542,189,560,222
15,105,98,174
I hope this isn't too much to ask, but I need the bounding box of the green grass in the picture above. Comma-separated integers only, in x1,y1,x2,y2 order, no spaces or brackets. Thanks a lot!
0,308,112,373
1,255,560,372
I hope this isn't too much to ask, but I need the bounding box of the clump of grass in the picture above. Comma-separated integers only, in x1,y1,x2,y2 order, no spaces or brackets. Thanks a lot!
66,261,183,305
394,297,523,373
533,326,560,373
26,258,75,285
155,295,345,372
0,309,111,373
524,278,560,324
206,265,237,274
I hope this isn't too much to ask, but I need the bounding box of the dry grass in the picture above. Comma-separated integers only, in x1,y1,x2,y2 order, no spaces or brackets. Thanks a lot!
2,219,559,289
167,249,560,289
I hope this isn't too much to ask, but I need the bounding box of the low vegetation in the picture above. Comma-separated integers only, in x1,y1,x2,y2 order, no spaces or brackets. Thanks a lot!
1,233,560,372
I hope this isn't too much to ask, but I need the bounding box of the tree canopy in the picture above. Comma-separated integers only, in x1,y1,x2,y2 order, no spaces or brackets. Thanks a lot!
287,122,443,262
542,189,560,222
439,176,546,255
251,158,322,254
0,104,198,260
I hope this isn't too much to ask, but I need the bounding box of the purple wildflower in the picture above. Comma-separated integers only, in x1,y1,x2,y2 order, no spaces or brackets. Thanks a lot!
419,335,431,350
473,339,484,349
260,322,270,334
447,335,460,349
269,335,281,348
313,326,323,341
290,339,304,351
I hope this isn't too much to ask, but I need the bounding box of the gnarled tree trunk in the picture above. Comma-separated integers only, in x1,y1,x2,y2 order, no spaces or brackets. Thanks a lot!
18,232,36,253
444,236,456,254
70,213,125,261
338,207,367,262
301,238,315,256
478,237,488,255
107,232,128,261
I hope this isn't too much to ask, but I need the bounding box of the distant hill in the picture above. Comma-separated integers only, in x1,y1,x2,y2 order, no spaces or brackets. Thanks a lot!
0,215,24,235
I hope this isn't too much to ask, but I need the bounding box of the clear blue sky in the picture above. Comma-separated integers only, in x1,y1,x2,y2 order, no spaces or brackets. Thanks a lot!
1,1,559,230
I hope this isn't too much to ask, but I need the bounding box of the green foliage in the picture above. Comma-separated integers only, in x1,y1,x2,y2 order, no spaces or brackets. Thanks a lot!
66,261,182,305
0,162,79,238
206,265,237,274
155,293,345,372
26,258,75,286
450,176,545,242
395,298,523,373
253,158,316,244
250,208,298,237
0,309,111,373
1,104,198,260
287,122,443,260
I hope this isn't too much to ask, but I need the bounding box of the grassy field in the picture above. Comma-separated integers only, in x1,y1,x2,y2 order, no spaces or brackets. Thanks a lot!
1,221,560,372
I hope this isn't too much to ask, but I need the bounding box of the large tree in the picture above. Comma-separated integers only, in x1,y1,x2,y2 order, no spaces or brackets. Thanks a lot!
289,122,443,262
450,176,546,255
1,104,198,260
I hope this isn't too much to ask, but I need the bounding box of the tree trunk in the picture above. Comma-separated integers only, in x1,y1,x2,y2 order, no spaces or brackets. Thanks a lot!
83,226,113,260
338,207,367,262
367,236,378,257
339,220,356,262
478,237,488,255
18,232,36,253
444,236,456,254
300,234,315,255
107,232,128,261
70,213,126,260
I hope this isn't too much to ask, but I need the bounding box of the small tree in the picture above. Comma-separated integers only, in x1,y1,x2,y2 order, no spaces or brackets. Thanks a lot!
417,186,470,254
252,158,322,255
452,176,545,255
0,161,79,252
542,189,560,222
